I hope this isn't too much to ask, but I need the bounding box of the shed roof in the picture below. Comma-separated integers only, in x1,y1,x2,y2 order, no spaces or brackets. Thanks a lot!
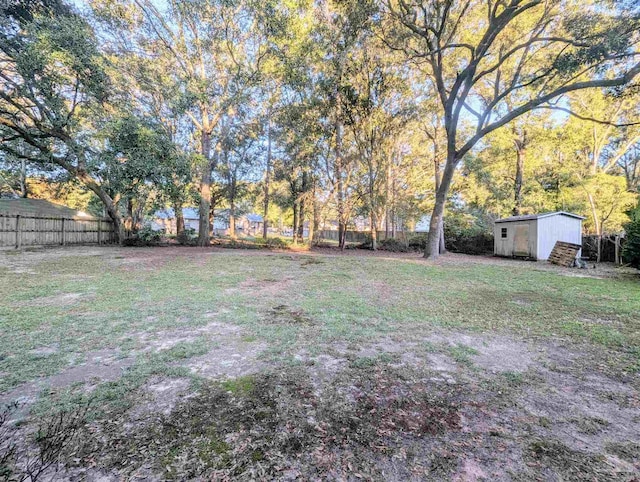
495,211,585,224
0,198,93,219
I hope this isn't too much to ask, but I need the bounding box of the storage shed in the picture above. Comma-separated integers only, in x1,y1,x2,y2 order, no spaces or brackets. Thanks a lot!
494,211,585,260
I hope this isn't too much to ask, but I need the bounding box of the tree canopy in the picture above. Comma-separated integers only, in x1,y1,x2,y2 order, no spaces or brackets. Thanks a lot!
1,0,638,254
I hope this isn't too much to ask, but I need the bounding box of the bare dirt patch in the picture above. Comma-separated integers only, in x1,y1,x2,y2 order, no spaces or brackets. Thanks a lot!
128,376,193,421
18,292,90,308
71,365,471,480
52,354,640,481
0,349,133,417
181,339,267,380
227,276,296,298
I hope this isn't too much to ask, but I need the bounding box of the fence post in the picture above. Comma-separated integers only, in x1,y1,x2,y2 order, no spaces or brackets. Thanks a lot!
15,215,21,249
61,218,66,246
98,219,102,245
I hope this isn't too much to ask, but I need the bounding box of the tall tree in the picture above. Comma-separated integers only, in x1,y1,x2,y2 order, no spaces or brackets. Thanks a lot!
123,0,266,245
0,0,128,239
386,0,640,258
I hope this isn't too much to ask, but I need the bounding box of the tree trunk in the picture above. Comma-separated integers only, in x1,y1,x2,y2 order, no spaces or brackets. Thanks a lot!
263,116,272,239
124,198,134,237
229,193,236,238
434,154,446,254
105,203,124,244
513,136,526,216
370,213,377,251
197,131,213,246
391,174,397,238
297,172,307,243
312,184,320,246
174,200,184,235
19,158,27,198
73,166,124,243
425,153,457,259
385,162,391,239
335,120,346,250
292,200,299,245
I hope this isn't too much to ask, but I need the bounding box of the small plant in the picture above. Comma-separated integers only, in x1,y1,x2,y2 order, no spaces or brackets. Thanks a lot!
264,237,290,249
123,225,163,247
176,228,198,246
0,401,89,482
447,344,478,364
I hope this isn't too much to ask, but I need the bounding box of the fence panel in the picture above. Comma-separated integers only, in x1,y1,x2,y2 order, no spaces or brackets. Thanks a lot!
0,214,115,248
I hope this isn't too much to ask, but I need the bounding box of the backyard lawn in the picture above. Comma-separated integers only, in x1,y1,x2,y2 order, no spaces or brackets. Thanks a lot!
1,246,639,480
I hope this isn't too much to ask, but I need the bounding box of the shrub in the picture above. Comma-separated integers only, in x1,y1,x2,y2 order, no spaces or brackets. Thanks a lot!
378,238,409,252
444,228,494,255
622,203,640,268
123,225,163,247
265,237,290,249
406,233,427,251
443,216,494,255
176,228,198,246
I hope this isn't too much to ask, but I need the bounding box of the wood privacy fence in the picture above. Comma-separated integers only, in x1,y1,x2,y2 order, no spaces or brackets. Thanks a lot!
0,214,117,248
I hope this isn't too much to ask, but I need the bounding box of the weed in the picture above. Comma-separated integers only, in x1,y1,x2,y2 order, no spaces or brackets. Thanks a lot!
501,371,524,386
526,439,616,480
267,305,314,325
300,257,324,267
221,376,255,396
447,344,479,364
570,416,610,435
605,441,640,462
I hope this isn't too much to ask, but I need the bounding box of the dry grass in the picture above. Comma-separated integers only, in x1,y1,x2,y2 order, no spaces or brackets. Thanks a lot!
0,246,639,480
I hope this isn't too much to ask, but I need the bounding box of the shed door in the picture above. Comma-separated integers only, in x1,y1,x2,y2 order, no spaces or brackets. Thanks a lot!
513,224,530,256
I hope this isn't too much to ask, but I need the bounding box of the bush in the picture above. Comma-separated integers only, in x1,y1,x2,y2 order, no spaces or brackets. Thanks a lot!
622,204,640,268
123,225,163,246
406,233,427,251
443,215,494,255
176,228,198,246
265,237,290,249
378,238,409,252
444,228,494,255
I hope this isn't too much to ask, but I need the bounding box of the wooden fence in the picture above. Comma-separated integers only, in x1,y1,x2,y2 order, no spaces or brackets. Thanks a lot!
0,214,117,248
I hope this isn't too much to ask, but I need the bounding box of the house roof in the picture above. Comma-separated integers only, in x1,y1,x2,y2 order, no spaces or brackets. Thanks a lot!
495,211,585,224
245,213,264,223
0,198,94,219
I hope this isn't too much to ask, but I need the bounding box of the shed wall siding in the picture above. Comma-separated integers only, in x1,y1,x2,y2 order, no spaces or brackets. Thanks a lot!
494,219,537,258
535,215,582,260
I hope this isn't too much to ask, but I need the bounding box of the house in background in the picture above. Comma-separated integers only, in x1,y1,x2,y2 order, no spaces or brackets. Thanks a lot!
236,213,264,236
494,211,584,260
152,208,263,236
414,215,432,232
152,207,228,235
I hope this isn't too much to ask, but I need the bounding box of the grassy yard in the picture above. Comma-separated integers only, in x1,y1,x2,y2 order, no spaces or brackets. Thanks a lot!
1,246,639,480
